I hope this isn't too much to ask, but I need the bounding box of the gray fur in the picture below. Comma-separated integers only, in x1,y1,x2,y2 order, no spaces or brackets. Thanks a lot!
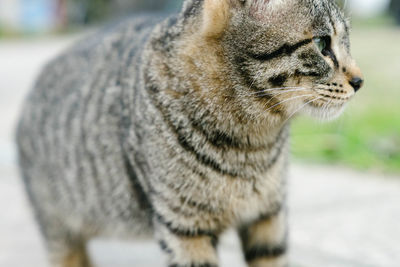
16,1,362,266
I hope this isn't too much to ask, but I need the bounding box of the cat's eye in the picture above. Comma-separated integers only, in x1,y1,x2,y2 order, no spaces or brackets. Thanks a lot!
313,37,327,53
313,36,338,68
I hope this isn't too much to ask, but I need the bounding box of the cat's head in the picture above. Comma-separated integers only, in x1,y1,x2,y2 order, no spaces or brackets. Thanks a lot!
189,0,363,122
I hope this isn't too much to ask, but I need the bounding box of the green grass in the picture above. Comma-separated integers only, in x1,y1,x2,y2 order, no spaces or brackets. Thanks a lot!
292,18,400,173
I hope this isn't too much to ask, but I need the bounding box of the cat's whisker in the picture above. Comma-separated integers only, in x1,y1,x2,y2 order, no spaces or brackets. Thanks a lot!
231,87,308,99
250,86,307,95
244,66,264,92
264,94,315,112
322,98,334,114
258,88,310,110
248,69,263,91
256,88,309,98
282,96,324,125
246,88,309,107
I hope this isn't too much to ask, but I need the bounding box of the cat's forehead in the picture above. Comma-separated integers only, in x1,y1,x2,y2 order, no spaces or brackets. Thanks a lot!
249,0,348,36
310,0,349,37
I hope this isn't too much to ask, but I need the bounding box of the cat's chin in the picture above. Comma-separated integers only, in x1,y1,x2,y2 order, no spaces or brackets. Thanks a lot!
301,103,347,121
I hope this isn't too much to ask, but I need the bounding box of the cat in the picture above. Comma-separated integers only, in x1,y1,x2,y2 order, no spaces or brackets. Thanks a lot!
16,0,363,266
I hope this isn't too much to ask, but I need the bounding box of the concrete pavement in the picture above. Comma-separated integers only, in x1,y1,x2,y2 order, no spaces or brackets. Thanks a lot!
1,36,399,267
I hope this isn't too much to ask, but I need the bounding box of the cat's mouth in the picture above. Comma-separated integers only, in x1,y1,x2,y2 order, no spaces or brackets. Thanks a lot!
302,94,350,121
292,82,356,120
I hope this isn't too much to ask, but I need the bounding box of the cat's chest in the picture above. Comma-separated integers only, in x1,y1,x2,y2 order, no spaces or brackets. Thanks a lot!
202,162,286,226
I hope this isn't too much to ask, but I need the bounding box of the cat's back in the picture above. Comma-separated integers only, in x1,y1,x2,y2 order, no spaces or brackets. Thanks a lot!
15,14,169,231
22,14,162,113
17,15,163,159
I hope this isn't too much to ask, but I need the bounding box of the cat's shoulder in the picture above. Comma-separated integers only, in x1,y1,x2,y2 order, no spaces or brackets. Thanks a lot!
45,14,167,68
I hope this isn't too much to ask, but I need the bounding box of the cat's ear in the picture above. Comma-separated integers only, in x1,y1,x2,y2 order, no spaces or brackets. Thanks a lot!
201,0,276,38
202,0,246,38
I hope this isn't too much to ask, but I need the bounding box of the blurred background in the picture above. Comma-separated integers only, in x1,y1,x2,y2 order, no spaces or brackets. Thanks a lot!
1,1,400,267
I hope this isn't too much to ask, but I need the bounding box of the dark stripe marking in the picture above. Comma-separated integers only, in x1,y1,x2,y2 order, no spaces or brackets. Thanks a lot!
155,213,217,239
123,150,153,212
256,205,284,223
320,36,339,69
295,70,321,77
323,49,339,69
174,126,239,177
190,115,244,149
183,0,203,20
211,235,219,248
233,55,271,94
146,83,240,177
159,240,173,254
244,244,287,262
169,263,218,267
181,196,219,214
269,73,288,87
249,39,312,61
190,115,267,152
233,56,283,115
264,127,288,170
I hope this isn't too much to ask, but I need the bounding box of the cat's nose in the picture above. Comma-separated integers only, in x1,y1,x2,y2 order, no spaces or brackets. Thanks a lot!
349,77,364,92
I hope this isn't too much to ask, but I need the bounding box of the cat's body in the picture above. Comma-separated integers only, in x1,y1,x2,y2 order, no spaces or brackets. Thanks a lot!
16,1,363,266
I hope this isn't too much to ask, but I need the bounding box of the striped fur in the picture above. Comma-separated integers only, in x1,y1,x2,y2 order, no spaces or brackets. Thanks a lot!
16,0,362,266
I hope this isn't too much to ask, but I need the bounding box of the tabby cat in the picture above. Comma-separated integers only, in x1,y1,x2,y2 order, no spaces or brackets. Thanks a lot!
16,0,363,266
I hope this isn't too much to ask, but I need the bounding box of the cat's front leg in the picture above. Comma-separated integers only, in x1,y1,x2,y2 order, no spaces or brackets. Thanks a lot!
154,214,219,267
239,210,288,267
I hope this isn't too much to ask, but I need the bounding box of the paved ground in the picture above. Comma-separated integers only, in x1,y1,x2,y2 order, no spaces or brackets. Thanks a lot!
1,36,400,267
